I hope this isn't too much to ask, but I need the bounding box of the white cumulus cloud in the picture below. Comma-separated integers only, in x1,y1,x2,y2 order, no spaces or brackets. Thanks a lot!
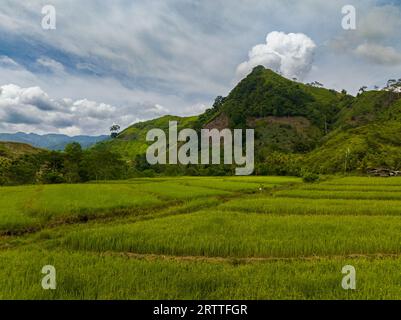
236,31,316,80
0,84,140,135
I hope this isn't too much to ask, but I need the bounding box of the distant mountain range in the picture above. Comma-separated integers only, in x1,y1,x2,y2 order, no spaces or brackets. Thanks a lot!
0,132,109,150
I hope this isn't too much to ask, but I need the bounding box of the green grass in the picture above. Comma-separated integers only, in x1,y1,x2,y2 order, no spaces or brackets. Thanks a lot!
295,184,401,192
322,177,401,186
274,189,401,200
0,176,298,235
1,175,401,299
0,186,39,232
0,248,400,299
130,181,231,200
220,196,401,216
175,179,270,193
28,184,163,218
222,176,302,184
0,184,164,234
59,211,401,258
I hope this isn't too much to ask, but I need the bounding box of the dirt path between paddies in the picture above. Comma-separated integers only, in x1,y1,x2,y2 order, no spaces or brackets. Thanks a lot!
102,251,401,264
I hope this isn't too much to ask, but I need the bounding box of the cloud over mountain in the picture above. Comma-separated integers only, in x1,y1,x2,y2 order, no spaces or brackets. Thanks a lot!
0,84,140,135
236,31,316,80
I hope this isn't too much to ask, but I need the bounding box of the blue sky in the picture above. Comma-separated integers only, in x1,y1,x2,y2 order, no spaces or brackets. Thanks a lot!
0,0,400,135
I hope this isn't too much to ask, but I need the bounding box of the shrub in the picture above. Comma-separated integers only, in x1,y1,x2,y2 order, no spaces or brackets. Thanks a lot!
42,172,66,184
302,171,320,183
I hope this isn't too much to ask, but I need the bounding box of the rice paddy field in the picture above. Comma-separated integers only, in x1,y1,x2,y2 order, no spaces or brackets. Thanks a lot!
1,176,401,299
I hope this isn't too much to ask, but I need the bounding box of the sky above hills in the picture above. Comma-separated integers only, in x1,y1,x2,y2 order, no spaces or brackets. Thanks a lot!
0,0,400,135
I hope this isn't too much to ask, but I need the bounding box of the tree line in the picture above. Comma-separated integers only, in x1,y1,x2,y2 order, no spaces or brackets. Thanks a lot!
0,141,258,186
0,142,128,186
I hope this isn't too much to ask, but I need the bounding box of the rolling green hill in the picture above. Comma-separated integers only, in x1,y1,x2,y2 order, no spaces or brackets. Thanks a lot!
0,142,42,160
305,121,401,173
0,142,44,185
96,66,401,175
96,115,198,161
304,90,401,173
334,90,400,127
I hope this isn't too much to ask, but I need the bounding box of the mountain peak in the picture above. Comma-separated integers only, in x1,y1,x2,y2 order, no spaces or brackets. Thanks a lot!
247,65,286,80
220,64,339,128
250,65,267,73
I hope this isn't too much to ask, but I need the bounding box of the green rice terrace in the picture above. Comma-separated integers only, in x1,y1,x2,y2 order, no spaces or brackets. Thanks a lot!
0,176,401,299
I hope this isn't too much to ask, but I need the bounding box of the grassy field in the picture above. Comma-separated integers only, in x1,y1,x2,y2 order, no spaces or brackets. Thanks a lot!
0,176,401,299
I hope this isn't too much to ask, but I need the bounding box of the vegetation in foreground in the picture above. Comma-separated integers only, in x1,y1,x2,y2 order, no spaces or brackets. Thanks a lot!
0,176,401,299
